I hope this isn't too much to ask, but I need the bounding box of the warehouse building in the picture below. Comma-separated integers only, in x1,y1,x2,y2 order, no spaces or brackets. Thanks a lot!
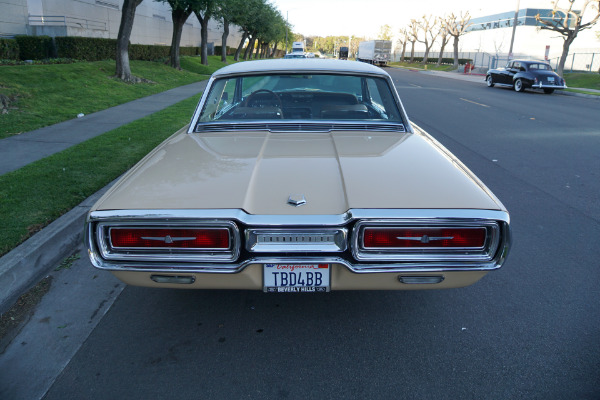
0,0,244,51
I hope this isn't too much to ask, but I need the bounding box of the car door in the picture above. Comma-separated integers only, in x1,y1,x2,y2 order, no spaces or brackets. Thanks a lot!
496,62,513,84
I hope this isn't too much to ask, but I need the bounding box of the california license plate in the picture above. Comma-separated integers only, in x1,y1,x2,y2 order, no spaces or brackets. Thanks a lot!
263,264,330,292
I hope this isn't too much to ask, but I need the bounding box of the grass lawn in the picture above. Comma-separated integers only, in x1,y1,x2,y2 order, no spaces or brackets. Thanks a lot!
388,61,456,72
563,72,600,92
0,56,239,139
0,95,200,256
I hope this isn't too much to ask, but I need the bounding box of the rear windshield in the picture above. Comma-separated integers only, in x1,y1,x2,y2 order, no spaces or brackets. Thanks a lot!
197,73,403,123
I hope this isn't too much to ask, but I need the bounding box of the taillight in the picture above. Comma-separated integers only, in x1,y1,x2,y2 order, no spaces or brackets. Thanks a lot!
110,227,230,249
363,227,486,249
353,221,500,262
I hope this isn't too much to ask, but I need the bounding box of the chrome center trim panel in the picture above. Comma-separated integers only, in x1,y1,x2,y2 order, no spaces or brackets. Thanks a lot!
245,228,348,253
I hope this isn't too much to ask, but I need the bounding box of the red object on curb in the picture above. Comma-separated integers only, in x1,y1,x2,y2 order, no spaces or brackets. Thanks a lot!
464,62,475,74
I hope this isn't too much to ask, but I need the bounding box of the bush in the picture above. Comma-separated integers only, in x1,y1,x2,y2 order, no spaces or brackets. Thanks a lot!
14,35,54,60
129,44,170,61
214,46,235,56
55,37,116,60
0,39,19,60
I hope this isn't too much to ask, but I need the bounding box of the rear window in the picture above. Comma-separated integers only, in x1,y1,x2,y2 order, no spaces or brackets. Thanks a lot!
197,73,403,123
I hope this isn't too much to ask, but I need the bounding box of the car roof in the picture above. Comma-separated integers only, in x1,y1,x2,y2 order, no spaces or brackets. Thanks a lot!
513,59,549,65
212,59,391,78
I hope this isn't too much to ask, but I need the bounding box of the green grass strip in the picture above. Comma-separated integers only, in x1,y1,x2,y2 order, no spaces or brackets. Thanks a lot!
0,95,200,256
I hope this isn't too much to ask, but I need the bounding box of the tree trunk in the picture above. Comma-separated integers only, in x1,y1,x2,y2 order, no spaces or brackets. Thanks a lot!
409,41,415,63
557,33,576,77
271,42,278,58
194,11,211,66
234,31,248,61
452,36,459,69
115,0,143,82
244,36,255,60
221,20,229,63
437,39,448,66
169,8,192,69
400,42,406,62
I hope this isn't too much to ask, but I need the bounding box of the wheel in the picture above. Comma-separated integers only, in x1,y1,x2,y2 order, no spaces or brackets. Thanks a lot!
486,75,495,87
244,89,282,108
514,79,524,92
543,88,555,94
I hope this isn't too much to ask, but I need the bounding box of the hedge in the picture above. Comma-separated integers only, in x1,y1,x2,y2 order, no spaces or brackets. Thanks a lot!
14,35,54,60
0,38,19,60
405,56,473,65
1,36,202,62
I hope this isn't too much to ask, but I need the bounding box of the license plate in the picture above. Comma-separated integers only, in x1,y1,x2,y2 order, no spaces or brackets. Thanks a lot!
548,77,555,83
263,264,330,292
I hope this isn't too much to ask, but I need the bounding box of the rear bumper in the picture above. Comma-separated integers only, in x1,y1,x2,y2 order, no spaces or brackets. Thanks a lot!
532,82,567,90
111,264,490,291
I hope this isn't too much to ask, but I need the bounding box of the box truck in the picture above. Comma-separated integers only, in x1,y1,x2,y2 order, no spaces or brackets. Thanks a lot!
357,40,392,66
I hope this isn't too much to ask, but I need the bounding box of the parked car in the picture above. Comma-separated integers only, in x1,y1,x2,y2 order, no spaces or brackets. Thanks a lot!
284,52,307,59
486,60,567,94
86,59,511,293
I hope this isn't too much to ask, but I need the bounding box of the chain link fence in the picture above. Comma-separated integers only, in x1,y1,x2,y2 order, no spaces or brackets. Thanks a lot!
393,51,600,73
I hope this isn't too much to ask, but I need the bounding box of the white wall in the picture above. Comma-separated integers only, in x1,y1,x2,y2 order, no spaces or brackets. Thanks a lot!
0,0,245,49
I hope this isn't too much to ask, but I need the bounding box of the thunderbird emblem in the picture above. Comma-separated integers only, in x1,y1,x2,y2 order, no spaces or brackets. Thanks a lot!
288,194,306,207
141,235,196,243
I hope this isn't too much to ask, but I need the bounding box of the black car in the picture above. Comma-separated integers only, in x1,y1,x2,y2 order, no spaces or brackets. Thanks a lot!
486,60,567,94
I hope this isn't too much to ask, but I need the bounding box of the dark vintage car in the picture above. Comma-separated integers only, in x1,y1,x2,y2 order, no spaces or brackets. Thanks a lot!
486,60,567,94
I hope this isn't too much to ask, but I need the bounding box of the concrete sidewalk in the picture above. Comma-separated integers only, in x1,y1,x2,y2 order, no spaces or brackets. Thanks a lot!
0,80,207,175
0,80,207,313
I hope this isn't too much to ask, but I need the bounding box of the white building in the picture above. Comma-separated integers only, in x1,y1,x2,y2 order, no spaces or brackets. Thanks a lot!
0,0,244,50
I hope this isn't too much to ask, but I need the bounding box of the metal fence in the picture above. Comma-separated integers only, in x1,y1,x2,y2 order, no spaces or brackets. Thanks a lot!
392,51,600,73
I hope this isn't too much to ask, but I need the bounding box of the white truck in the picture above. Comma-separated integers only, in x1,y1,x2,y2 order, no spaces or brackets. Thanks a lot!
357,40,392,66
292,41,305,53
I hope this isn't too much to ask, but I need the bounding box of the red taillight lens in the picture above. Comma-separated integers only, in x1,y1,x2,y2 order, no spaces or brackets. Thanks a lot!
110,228,230,249
363,227,486,248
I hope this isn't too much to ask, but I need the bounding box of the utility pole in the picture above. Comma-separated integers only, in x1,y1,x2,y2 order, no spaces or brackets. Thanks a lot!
508,0,520,60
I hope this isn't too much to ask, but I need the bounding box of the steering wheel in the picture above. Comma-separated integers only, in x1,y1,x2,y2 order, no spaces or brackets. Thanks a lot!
244,89,282,109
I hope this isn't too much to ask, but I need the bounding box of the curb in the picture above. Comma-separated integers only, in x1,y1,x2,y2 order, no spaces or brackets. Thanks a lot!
0,182,114,314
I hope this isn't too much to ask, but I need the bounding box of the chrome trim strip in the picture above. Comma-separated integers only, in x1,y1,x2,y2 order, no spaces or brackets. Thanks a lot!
87,208,509,227
94,220,240,263
86,208,511,274
86,255,504,274
352,221,499,262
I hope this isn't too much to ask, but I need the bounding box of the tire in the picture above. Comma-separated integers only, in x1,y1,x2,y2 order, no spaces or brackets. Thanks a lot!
543,88,555,94
486,75,495,87
514,79,524,92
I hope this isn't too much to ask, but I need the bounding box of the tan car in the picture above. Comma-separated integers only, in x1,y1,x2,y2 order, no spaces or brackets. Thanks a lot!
86,59,511,292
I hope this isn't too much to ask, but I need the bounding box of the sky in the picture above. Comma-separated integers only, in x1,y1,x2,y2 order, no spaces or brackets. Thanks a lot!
269,0,553,39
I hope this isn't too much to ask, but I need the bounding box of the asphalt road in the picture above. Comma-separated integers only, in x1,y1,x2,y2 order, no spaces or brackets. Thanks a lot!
4,69,600,400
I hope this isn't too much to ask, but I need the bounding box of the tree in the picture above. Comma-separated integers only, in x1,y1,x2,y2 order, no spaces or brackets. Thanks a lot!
408,19,419,62
436,17,451,66
159,0,195,69
397,28,408,62
193,0,219,65
115,0,144,82
535,0,600,76
447,11,472,69
416,15,439,65
378,24,393,40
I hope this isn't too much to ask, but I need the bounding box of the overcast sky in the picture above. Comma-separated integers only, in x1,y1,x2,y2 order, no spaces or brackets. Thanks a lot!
270,0,554,38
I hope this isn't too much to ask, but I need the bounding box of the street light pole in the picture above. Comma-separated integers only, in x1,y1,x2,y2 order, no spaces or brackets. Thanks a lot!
285,11,288,54
508,0,520,60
